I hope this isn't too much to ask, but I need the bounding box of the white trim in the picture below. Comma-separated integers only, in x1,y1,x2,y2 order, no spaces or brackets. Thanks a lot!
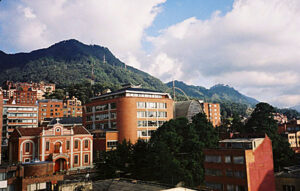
20,140,35,162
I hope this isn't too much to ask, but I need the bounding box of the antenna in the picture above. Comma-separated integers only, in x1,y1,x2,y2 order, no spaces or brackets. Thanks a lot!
173,80,176,102
103,54,106,64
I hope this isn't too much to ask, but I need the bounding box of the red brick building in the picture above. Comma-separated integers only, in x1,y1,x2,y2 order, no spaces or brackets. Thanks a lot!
0,92,3,164
83,84,174,151
204,135,275,191
12,87,37,105
8,121,93,172
38,97,82,124
201,101,221,127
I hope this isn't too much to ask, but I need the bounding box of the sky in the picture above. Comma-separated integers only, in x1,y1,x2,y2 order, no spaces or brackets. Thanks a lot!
0,0,300,108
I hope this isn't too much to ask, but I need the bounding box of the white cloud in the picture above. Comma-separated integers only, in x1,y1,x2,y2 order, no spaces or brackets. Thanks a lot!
0,0,165,60
142,0,300,107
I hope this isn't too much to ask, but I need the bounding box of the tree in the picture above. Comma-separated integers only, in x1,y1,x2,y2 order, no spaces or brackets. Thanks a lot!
245,102,295,171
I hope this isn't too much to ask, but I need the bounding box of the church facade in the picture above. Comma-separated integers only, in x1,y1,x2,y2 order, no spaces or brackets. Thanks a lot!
8,120,93,172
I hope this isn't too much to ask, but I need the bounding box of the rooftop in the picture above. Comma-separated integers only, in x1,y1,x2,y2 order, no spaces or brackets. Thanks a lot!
91,84,171,100
48,117,82,126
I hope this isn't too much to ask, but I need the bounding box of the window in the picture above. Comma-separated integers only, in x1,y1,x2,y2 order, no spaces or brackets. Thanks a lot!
227,185,235,191
84,140,89,148
147,111,156,117
74,155,79,164
84,154,89,163
206,182,223,190
205,169,222,176
138,120,147,127
137,130,148,137
56,128,60,132
283,185,296,191
0,173,6,181
137,111,146,118
205,155,221,163
46,141,50,151
75,140,79,149
233,156,244,164
146,102,156,109
107,141,118,148
110,103,117,109
137,102,145,108
66,141,70,150
234,171,245,178
226,169,234,177
25,142,30,152
225,156,231,163
24,158,30,163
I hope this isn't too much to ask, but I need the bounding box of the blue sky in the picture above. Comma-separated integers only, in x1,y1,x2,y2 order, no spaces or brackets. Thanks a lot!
146,0,234,37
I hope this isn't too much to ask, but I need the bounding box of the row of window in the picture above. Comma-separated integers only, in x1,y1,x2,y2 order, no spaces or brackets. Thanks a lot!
107,141,118,148
137,120,166,127
137,130,156,137
86,112,117,121
7,113,37,117
205,155,244,164
137,102,167,109
206,183,246,191
126,93,163,98
86,103,117,112
137,111,167,118
8,119,37,123
6,107,37,111
205,169,245,178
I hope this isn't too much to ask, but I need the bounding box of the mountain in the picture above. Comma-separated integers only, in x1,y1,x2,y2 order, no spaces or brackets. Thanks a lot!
0,39,166,90
166,80,259,106
291,105,300,112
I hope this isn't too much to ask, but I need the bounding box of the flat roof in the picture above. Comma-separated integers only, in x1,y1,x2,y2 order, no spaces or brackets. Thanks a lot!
220,138,264,143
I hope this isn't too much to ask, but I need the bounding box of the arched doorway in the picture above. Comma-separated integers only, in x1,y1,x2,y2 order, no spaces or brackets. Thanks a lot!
54,158,67,172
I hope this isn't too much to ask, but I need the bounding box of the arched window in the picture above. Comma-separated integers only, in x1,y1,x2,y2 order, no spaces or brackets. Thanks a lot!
75,140,79,149
25,142,30,152
54,142,61,153
84,140,89,148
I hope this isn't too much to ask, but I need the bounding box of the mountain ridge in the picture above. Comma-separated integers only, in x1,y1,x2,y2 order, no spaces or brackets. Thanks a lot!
166,80,259,106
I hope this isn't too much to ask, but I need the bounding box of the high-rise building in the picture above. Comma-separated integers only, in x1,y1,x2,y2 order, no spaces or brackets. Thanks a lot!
83,84,174,151
204,135,275,191
200,102,221,127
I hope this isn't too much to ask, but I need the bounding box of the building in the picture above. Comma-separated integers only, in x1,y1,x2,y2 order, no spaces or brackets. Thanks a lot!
174,100,221,127
174,100,203,122
273,113,288,124
275,166,300,191
2,81,56,100
2,104,38,146
12,87,37,105
8,120,93,172
83,84,174,151
204,135,275,191
201,102,221,127
38,97,82,124
0,92,3,164
0,162,64,191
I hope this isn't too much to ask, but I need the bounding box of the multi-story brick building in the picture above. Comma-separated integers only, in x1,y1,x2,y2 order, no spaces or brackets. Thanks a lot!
12,87,37,105
8,120,93,172
0,92,3,164
204,135,275,191
38,97,82,124
200,101,221,127
83,84,174,151
2,104,38,146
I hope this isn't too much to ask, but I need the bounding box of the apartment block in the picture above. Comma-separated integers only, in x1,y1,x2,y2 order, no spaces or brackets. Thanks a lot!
2,104,38,145
201,102,221,127
204,135,275,191
0,92,3,164
83,84,174,151
38,97,82,124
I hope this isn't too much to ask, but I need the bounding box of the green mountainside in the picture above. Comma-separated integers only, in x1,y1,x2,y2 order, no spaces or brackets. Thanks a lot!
0,39,166,91
166,80,258,106
0,39,263,117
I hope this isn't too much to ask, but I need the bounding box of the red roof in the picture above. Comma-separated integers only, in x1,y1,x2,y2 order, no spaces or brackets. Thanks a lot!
14,125,90,137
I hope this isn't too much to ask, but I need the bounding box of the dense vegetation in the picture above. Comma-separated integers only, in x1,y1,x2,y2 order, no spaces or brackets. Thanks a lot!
0,39,166,91
96,113,219,187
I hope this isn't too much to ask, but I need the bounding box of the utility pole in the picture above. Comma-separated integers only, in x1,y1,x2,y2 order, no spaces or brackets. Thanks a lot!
173,80,176,102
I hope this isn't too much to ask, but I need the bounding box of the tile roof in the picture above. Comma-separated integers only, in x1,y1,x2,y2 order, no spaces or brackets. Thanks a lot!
14,125,90,137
